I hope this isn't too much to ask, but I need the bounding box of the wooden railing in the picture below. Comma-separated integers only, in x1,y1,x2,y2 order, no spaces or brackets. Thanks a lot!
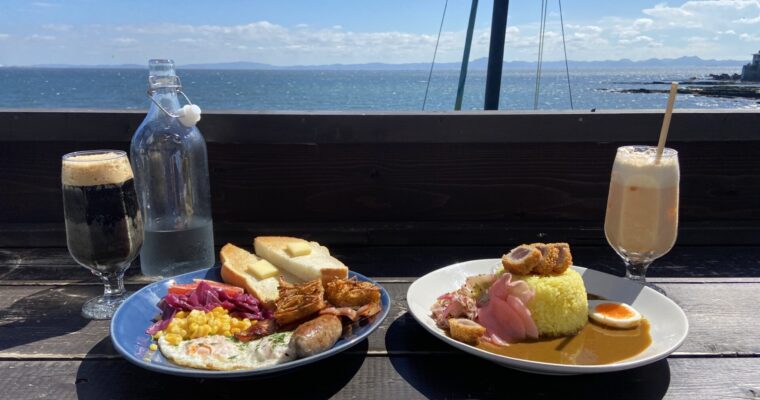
1,109,759,246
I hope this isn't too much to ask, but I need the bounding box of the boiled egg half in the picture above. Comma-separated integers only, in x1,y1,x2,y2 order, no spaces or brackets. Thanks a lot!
588,300,642,329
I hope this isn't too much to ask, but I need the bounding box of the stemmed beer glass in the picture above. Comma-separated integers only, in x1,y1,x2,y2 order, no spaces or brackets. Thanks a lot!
62,150,143,319
604,146,679,292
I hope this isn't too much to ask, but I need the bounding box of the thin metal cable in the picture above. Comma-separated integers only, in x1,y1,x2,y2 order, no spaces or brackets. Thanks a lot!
534,0,549,109
455,0,479,111
533,1,543,108
535,0,548,109
558,0,574,109
423,0,449,111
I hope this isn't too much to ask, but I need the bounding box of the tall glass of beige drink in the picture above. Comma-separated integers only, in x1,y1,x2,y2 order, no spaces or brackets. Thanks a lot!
604,146,679,288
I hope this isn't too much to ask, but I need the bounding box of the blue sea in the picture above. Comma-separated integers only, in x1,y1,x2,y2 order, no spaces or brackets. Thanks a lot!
0,67,757,111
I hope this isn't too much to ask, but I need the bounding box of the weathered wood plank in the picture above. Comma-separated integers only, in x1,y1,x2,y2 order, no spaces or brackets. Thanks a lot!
5,221,760,248
1,282,759,358
2,140,759,227
2,109,760,143
0,357,757,400
3,246,760,281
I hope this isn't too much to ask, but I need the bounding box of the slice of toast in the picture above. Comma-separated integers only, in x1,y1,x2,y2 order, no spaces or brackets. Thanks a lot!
219,243,301,305
253,236,349,284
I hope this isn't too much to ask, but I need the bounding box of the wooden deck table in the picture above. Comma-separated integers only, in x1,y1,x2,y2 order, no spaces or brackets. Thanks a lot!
1,244,759,399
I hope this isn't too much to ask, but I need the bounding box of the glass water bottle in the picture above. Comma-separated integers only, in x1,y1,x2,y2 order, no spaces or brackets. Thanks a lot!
130,59,215,276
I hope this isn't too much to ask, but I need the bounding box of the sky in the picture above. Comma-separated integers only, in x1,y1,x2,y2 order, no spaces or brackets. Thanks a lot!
0,0,758,66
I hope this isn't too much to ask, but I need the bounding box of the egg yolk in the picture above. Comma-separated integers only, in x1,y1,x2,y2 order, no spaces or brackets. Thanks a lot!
595,303,635,319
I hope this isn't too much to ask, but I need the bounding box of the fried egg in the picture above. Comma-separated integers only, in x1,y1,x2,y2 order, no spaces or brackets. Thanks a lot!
587,300,642,329
158,332,295,371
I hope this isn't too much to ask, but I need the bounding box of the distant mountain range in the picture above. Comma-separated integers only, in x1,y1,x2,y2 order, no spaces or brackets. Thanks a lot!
11,56,747,70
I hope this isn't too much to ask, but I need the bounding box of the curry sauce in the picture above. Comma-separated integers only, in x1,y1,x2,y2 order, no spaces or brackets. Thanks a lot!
477,319,651,365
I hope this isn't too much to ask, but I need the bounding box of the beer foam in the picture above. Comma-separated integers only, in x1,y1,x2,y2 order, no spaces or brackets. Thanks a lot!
62,152,134,186
611,147,679,188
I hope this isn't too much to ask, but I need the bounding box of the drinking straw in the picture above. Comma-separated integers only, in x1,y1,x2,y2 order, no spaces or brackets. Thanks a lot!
655,82,678,164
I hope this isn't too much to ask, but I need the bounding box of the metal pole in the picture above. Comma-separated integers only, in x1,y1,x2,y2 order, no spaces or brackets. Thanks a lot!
484,0,509,110
455,0,479,111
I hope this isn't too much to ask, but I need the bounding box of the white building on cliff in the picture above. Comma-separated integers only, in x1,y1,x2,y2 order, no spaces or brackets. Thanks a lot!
742,50,760,82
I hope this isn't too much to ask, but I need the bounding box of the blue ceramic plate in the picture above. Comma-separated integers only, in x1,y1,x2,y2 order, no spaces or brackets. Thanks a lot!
111,268,390,378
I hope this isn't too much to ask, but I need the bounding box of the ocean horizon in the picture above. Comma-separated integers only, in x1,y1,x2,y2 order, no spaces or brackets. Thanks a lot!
1,66,757,111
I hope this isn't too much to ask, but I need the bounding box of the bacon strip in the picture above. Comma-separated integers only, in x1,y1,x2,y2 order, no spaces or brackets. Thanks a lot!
320,306,358,321
320,301,382,322
234,319,277,342
357,302,382,319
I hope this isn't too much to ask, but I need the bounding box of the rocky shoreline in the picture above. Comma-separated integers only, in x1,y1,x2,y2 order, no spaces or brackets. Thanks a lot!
612,86,760,100
605,75,760,101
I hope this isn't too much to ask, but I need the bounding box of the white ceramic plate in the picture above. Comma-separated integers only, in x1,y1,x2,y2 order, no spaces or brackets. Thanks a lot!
407,259,689,375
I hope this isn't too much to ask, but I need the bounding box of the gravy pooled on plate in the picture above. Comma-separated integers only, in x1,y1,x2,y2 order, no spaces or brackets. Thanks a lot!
477,319,651,365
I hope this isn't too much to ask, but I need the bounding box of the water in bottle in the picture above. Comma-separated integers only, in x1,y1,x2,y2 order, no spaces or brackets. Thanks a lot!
130,59,215,276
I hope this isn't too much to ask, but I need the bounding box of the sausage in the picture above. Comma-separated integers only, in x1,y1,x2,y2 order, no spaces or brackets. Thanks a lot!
292,314,342,358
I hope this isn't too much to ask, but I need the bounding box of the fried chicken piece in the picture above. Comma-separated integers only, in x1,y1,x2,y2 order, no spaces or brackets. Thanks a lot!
550,242,573,274
325,277,381,307
501,244,542,275
449,318,486,345
530,243,562,275
274,278,326,326
501,242,573,275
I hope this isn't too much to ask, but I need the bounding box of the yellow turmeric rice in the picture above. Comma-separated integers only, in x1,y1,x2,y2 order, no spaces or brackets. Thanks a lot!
513,268,588,337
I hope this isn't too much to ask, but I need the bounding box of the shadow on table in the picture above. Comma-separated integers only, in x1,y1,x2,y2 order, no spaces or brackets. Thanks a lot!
385,316,671,400
0,285,93,352
75,337,368,400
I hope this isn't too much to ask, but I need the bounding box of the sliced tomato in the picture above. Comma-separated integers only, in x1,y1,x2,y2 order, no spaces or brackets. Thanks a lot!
167,279,244,297
167,283,197,296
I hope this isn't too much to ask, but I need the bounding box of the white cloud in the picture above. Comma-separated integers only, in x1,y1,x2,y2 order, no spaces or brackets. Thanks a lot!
633,18,654,30
739,32,760,41
583,25,604,33
616,28,643,39
687,36,711,42
175,38,199,44
0,33,9,40
6,2,760,66
113,37,137,45
619,35,659,46
643,3,694,19
735,14,760,23
28,34,56,41
42,24,72,32
643,0,760,29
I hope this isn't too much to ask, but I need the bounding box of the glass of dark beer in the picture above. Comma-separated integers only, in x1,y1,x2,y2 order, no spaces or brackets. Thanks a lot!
62,150,143,319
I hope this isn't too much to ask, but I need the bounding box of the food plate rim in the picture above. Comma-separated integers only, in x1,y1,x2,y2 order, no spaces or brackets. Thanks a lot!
111,267,390,378
406,259,689,375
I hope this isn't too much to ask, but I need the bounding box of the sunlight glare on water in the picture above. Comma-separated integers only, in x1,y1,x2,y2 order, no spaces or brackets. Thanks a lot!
0,67,756,111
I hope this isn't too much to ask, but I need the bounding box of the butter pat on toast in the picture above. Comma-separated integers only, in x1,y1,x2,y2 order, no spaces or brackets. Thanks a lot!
220,243,300,305
253,236,349,284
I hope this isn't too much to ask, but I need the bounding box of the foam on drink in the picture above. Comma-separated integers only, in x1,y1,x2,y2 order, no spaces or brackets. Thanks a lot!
62,151,133,186
610,147,679,188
